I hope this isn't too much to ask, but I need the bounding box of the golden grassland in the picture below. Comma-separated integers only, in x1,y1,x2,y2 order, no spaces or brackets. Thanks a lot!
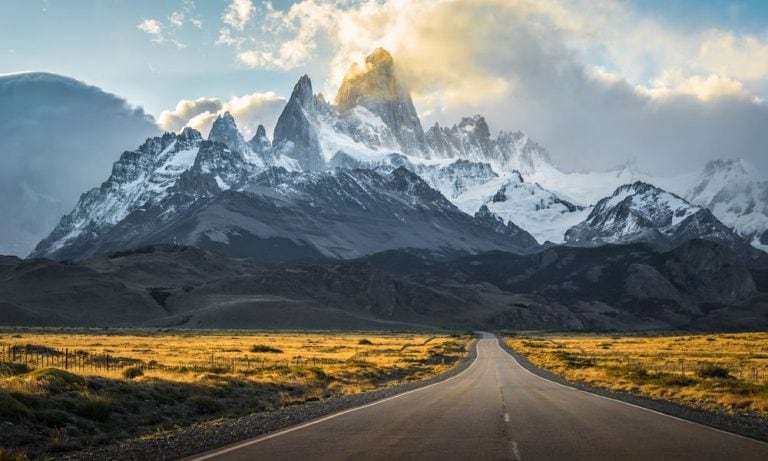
507,332,768,416
0,330,470,458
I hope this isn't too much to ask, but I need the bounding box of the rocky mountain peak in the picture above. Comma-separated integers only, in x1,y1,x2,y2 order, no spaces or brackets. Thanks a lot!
273,75,324,170
248,124,271,153
289,74,315,112
458,115,490,139
179,126,202,141
334,48,426,154
703,158,751,176
208,111,248,155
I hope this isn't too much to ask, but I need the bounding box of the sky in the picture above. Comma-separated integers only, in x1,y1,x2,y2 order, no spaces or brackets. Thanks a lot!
2,0,768,174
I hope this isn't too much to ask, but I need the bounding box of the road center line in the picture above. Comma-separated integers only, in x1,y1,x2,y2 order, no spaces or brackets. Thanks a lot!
511,440,523,460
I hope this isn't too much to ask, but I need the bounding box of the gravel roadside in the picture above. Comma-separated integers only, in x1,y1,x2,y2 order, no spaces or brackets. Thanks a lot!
497,337,768,444
56,339,478,461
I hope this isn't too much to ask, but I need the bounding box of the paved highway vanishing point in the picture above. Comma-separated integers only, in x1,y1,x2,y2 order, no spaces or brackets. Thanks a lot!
189,334,768,461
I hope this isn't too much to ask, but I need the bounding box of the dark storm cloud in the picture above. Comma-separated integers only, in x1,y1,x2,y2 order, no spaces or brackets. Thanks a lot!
0,72,160,256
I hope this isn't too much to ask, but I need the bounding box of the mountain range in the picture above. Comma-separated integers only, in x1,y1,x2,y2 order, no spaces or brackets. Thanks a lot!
10,48,768,330
30,48,768,269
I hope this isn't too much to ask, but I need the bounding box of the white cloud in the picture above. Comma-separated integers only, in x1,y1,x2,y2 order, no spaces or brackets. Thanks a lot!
698,30,768,81
223,0,255,30
169,11,184,28
640,70,747,102
138,19,163,38
158,97,223,133
158,92,286,139
137,2,203,47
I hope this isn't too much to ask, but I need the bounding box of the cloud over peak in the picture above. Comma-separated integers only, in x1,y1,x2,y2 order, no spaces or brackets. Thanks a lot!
158,92,285,139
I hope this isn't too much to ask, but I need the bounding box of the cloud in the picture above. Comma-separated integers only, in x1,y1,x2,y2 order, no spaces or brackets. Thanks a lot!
223,0,255,30
698,30,768,81
138,18,163,38
0,72,160,256
640,71,746,102
213,0,768,176
158,97,223,133
137,2,203,47
158,92,286,140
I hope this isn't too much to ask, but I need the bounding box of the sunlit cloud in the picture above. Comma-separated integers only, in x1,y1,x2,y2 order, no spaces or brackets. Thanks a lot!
158,92,286,139
223,0,255,30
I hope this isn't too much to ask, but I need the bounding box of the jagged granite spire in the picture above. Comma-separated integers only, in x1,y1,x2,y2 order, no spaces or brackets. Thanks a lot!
248,124,271,153
208,112,248,155
335,48,427,155
273,75,325,170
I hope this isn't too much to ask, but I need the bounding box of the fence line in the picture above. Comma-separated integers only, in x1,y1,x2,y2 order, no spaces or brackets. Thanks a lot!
0,343,340,375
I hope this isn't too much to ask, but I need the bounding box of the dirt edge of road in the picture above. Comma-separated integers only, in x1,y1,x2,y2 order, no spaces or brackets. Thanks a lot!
497,337,768,444
56,338,480,461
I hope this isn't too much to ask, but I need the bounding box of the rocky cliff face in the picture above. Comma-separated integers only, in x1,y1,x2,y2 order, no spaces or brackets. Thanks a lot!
272,75,326,170
425,115,553,176
335,48,427,155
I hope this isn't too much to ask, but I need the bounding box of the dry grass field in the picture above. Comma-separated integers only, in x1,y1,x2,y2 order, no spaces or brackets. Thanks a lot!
0,330,470,459
507,332,768,416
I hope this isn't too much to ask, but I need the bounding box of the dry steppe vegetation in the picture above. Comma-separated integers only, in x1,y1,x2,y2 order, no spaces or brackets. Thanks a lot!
0,330,470,459
507,332,768,416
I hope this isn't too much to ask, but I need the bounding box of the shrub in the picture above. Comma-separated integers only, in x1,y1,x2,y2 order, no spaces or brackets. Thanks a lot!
698,364,731,379
250,344,283,353
0,448,29,461
358,339,373,345
23,368,85,392
76,394,113,422
554,352,595,369
653,373,697,387
0,392,31,421
0,363,30,377
122,366,144,380
187,395,225,415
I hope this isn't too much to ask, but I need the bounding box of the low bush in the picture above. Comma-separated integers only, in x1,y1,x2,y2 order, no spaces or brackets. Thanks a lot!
0,363,30,377
187,395,225,415
0,448,29,461
652,373,697,387
357,339,373,345
76,394,113,422
121,366,144,380
697,364,731,379
0,392,31,421
23,368,85,392
250,344,283,353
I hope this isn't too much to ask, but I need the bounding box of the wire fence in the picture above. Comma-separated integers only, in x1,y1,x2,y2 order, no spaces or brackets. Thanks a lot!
0,343,346,375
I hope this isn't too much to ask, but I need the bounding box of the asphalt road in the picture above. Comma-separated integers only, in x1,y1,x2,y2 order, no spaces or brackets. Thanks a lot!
189,333,768,461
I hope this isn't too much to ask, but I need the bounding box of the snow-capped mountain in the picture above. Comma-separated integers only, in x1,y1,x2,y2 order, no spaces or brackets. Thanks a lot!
425,115,553,177
34,161,538,261
564,182,760,263
678,159,768,249
32,127,204,256
30,47,768,263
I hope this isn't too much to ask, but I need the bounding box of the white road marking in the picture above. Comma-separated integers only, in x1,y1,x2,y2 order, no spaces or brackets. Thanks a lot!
504,412,510,422
187,338,484,460
511,440,523,460
499,340,768,448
